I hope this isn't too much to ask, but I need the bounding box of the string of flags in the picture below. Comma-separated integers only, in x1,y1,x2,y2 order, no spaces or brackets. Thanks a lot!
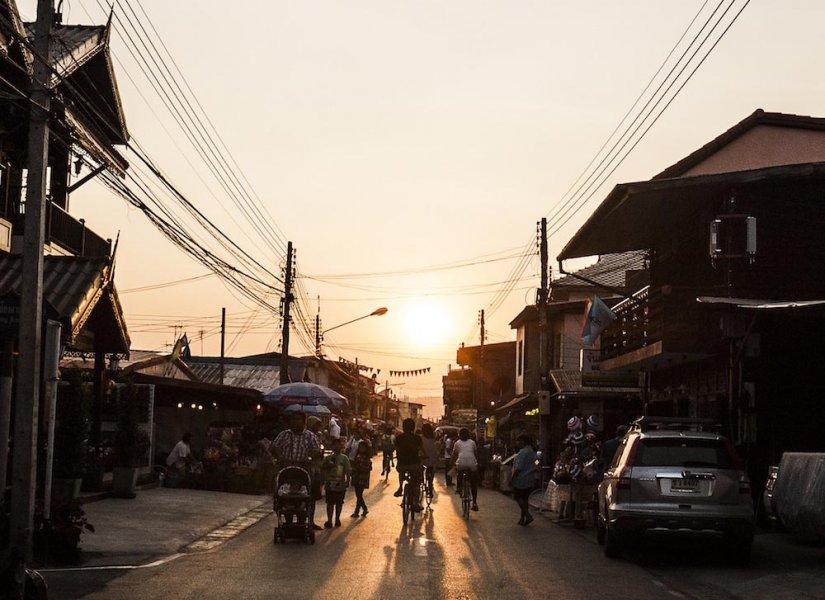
389,367,431,378
337,357,432,378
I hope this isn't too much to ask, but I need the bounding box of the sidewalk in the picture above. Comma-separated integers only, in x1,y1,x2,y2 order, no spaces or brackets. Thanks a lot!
74,487,270,567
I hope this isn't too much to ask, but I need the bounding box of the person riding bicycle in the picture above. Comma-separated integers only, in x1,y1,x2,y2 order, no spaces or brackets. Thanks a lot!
420,423,437,498
380,426,395,476
451,427,479,511
393,418,423,512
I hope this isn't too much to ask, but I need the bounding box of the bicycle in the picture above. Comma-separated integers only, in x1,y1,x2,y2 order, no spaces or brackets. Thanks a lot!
421,465,434,510
400,470,415,525
458,469,472,520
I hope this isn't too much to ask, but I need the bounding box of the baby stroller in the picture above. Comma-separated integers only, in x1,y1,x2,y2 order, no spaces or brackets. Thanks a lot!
273,465,315,544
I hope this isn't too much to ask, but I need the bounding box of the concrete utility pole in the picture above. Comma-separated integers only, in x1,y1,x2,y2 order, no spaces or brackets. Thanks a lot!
537,218,551,458
279,241,294,385
354,357,360,416
538,218,550,380
219,308,226,385
11,0,53,563
478,309,485,411
314,296,321,356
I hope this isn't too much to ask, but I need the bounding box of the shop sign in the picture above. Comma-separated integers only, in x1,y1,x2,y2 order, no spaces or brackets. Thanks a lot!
581,348,638,388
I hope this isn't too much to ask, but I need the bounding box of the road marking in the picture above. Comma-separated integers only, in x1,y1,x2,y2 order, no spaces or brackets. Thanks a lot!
39,553,184,572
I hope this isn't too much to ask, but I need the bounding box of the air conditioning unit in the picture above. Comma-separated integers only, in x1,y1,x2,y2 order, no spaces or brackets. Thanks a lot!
710,215,756,264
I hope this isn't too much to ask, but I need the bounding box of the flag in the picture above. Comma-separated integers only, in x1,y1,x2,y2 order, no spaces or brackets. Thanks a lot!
581,296,616,345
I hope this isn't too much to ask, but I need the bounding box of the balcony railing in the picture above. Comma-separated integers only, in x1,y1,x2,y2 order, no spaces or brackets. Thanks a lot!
15,202,111,257
600,285,717,363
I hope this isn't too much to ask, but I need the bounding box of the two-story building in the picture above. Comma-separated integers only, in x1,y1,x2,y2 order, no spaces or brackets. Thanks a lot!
557,109,825,488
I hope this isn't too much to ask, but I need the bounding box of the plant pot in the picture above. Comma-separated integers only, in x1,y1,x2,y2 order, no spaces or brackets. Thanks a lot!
52,477,83,502
112,467,139,498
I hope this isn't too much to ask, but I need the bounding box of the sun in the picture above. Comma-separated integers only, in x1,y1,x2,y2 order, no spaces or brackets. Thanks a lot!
403,301,451,347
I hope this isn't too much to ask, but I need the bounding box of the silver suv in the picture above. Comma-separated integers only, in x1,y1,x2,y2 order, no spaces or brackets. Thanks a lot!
597,417,754,565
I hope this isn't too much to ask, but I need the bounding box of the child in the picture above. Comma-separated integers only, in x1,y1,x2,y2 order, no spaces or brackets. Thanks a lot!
321,438,351,528
350,440,373,518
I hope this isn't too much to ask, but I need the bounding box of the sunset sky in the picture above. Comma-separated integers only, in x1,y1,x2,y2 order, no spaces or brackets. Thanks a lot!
18,1,825,415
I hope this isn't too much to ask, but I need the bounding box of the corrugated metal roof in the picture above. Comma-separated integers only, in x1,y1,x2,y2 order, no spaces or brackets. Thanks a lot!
554,251,647,288
0,254,128,351
549,369,639,395
187,361,284,394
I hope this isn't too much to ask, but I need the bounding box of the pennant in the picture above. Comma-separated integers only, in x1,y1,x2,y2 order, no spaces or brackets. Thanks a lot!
581,295,617,345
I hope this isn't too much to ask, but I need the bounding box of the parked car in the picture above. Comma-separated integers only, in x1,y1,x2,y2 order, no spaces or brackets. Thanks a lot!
596,417,755,565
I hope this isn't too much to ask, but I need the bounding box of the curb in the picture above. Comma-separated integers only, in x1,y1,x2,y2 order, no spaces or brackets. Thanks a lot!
181,499,272,553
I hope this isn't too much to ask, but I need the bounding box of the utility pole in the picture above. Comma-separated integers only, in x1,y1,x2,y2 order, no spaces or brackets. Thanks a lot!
354,357,360,417
279,241,294,385
315,296,321,356
219,308,226,385
11,0,53,565
538,217,550,381
537,218,551,458
478,309,485,412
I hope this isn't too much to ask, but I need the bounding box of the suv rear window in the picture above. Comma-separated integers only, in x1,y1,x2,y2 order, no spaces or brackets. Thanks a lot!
635,439,733,468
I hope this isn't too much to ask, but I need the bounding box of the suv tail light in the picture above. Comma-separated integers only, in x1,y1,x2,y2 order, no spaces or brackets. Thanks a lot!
616,469,632,491
724,439,745,470
738,475,751,495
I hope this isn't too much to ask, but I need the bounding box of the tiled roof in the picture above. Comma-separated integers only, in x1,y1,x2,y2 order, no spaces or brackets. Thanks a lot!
553,250,647,288
24,23,105,84
187,360,283,394
0,254,129,352
654,109,825,180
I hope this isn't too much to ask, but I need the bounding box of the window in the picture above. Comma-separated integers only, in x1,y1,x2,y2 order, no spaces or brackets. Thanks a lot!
635,439,733,468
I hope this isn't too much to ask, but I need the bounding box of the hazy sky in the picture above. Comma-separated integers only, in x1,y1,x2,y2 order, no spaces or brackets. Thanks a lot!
18,1,825,411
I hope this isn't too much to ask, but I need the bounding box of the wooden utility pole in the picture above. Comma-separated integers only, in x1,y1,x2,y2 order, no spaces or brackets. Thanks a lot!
11,0,53,564
279,241,294,385
219,308,226,385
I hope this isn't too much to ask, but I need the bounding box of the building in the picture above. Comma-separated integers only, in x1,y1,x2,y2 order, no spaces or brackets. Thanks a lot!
442,341,516,423
557,109,825,489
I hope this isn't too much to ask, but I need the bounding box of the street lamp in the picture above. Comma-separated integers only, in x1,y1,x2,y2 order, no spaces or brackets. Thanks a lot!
316,307,388,355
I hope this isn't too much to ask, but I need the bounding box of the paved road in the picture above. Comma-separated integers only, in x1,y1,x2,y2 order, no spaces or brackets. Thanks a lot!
44,466,825,600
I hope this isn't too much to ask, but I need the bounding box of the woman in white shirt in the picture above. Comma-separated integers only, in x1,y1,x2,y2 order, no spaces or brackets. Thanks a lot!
451,428,479,511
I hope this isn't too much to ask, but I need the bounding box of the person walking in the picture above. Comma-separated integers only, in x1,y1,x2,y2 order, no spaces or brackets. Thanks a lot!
345,428,364,462
511,433,538,526
380,427,395,477
452,428,479,511
350,440,373,517
321,438,351,528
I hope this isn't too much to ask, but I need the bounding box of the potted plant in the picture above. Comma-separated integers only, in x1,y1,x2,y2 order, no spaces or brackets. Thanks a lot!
33,498,95,565
111,382,150,498
52,372,90,501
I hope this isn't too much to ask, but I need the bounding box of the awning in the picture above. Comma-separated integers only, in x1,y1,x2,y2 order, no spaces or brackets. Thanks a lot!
697,296,825,311
558,162,825,260
0,254,129,353
494,393,536,415
549,369,640,396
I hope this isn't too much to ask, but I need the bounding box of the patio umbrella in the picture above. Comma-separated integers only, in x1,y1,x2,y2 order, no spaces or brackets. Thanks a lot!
263,382,348,411
283,403,331,416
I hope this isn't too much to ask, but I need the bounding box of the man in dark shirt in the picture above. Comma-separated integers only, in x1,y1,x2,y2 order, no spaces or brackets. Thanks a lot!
601,425,628,471
393,418,423,510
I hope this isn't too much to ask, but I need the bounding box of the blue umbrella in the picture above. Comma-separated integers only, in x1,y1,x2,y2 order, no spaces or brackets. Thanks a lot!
263,382,348,411
283,403,332,416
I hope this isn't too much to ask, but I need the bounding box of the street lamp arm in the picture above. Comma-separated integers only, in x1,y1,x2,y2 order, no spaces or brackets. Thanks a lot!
322,307,388,335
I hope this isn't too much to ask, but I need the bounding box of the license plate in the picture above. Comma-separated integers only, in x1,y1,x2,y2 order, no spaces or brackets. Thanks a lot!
671,478,699,492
